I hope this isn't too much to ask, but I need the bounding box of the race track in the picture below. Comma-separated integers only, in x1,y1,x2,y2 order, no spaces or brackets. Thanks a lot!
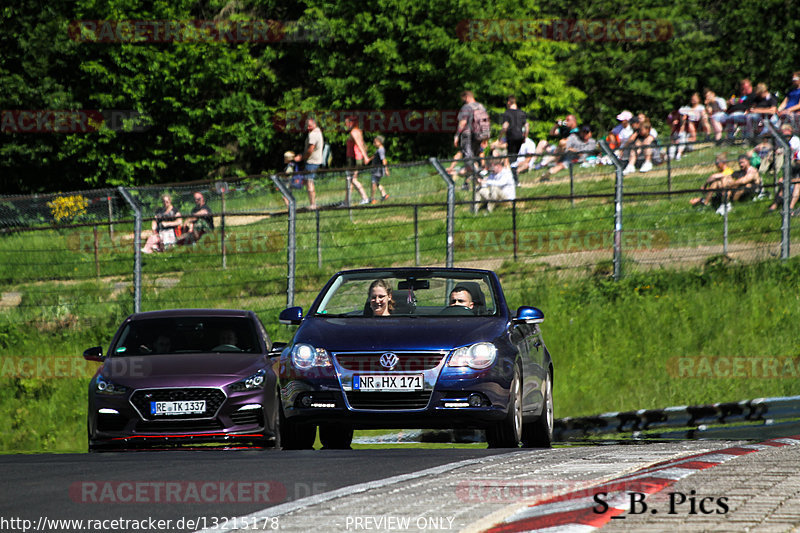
6,438,798,532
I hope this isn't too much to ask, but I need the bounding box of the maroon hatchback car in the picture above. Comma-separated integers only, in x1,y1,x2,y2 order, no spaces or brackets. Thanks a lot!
84,309,282,450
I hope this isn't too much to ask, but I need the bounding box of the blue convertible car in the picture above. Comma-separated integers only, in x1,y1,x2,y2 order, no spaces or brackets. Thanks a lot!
277,267,553,449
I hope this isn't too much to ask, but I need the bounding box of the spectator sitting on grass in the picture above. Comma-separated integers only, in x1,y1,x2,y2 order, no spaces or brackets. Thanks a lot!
514,136,537,175
744,83,779,139
704,88,728,142
180,191,214,245
540,125,596,181
728,154,763,202
476,150,515,212
534,114,578,169
769,125,800,212
623,120,656,174
689,154,734,209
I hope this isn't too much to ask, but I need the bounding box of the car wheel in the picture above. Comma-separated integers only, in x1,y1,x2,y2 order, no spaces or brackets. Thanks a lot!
318,424,354,450
486,365,522,448
522,370,553,448
278,399,316,450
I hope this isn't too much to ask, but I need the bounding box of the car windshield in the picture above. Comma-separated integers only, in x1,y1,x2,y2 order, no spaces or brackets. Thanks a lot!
110,316,259,356
314,271,497,317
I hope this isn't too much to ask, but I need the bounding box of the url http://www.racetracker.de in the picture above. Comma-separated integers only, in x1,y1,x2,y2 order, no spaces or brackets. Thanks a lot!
0,515,280,532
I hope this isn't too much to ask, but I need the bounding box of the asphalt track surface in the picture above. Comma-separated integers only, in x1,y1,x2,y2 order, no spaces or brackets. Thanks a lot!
8,439,799,532
0,448,506,531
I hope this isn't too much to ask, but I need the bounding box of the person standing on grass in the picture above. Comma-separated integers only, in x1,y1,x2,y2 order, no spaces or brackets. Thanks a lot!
370,135,390,204
454,90,489,190
500,95,528,185
344,115,371,206
294,116,323,209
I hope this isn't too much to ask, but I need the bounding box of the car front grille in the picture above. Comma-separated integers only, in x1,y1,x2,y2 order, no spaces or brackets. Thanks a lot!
334,352,444,372
130,388,226,420
345,391,432,410
135,419,224,432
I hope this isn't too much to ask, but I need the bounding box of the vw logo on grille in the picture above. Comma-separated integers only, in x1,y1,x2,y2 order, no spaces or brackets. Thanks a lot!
379,352,399,369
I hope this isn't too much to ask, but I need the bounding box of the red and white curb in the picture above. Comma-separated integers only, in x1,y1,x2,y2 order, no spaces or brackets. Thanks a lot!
481,436,800,533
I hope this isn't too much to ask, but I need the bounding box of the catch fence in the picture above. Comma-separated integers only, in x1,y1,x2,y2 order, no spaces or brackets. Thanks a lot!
1,127,797,330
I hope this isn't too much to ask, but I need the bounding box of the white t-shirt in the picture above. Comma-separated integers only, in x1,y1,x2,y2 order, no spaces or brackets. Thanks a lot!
790,135,800,160
486,165,516,200
514,137,537,166
619,125,634,145
306,127,324,165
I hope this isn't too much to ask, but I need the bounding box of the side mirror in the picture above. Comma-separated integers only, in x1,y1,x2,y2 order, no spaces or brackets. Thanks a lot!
83,346,104,362
269,341,288,357
279,306,303,325
514,306,544,324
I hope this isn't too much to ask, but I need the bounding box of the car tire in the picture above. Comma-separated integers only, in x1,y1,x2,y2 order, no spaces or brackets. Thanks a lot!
522,370,553,448
486,366,522,448
318,424,354,450
278,400,316,450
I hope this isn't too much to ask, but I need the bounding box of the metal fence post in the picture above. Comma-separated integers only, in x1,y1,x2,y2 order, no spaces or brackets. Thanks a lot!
316,209,322,269
117,186,141,313
765,121,792,259
413,205,420,266
430,157,454,267
598,140,624,280
271,175,296,308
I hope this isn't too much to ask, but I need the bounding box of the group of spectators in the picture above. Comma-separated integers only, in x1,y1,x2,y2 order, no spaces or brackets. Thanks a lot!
284,116,391,210
447,77,800,214
142,191,214,253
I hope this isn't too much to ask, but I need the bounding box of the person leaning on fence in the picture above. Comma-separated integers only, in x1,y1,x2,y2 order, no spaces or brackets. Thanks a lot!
689,153,734,210
179,191,214,245
370,135,390,204
142,194,182,254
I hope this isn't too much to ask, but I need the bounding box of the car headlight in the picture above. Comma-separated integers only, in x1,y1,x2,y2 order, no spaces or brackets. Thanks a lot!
291,343,332,369
448,342,497,369
95,375,129,395
230,369,267,392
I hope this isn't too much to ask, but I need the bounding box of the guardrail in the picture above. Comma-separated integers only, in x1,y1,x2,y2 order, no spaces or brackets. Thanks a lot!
354,395,800,445
554,394,800,441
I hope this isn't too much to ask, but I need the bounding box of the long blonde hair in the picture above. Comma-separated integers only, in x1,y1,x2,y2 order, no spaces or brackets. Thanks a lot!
368,279,395,314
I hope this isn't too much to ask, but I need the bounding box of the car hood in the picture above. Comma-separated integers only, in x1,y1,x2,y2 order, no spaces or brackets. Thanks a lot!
100,353,266,388
294,316,509,352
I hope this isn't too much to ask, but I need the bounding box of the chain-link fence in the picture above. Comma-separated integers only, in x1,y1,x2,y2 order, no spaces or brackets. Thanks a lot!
1,126,797,328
